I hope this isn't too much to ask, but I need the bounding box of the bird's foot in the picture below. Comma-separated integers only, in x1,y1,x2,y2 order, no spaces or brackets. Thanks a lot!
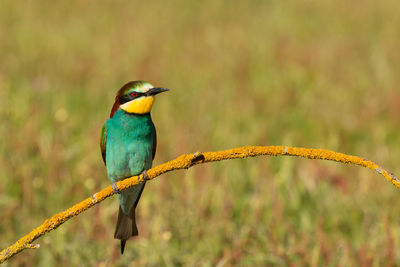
140,170,149,182
112,181,120,194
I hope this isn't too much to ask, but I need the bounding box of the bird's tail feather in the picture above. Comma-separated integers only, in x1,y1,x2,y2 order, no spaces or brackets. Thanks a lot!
114,206,138,254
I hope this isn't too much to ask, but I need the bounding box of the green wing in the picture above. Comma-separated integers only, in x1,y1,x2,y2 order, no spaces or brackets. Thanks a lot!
152,131,157,160
100,122,107,165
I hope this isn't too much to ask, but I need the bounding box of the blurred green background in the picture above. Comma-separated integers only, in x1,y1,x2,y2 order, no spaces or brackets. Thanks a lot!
1,0,400,266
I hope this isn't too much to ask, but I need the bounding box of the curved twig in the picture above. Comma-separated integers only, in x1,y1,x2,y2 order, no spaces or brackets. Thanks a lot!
0,146,398,263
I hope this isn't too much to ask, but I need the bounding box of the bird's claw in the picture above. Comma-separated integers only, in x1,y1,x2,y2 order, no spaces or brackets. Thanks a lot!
141,170,149,181
112,181,120,194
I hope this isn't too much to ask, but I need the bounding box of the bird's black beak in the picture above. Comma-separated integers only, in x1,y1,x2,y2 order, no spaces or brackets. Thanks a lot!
146,87,170,96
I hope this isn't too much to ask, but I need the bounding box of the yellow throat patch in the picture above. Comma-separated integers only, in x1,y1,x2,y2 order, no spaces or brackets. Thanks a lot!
120,96,155,114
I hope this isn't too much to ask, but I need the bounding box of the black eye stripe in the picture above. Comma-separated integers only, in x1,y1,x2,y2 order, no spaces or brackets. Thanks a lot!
119,92,146,104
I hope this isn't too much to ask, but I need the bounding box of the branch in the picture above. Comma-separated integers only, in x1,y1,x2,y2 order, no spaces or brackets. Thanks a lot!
0,146,398,263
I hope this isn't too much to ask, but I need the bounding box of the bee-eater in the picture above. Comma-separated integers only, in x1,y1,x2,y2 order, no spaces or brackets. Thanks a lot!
100,81,169,254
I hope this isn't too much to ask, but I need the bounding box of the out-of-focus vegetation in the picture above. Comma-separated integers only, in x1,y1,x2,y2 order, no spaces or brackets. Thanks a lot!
0,0,400,265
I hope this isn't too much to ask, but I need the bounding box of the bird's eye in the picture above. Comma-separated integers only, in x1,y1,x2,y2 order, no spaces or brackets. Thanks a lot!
131,92,138,97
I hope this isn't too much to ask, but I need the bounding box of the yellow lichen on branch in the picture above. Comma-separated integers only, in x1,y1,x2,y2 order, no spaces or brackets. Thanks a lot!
0,145,398,263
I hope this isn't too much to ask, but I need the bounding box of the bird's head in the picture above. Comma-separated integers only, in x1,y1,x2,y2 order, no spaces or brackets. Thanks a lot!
110,81,169,117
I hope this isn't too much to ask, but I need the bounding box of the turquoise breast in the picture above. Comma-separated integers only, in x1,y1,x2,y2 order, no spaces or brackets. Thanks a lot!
105,109,156,181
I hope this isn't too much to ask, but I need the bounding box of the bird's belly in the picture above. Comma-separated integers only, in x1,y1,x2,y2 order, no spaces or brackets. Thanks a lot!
106,141,153,182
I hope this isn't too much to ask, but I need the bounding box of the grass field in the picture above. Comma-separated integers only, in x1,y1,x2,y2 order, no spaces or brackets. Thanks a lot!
1,0,400,265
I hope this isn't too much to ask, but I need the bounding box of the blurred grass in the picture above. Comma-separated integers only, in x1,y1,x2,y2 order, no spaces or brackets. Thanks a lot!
1,0,400,265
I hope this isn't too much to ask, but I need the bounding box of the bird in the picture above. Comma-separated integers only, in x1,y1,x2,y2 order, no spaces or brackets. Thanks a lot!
100,81,169,254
